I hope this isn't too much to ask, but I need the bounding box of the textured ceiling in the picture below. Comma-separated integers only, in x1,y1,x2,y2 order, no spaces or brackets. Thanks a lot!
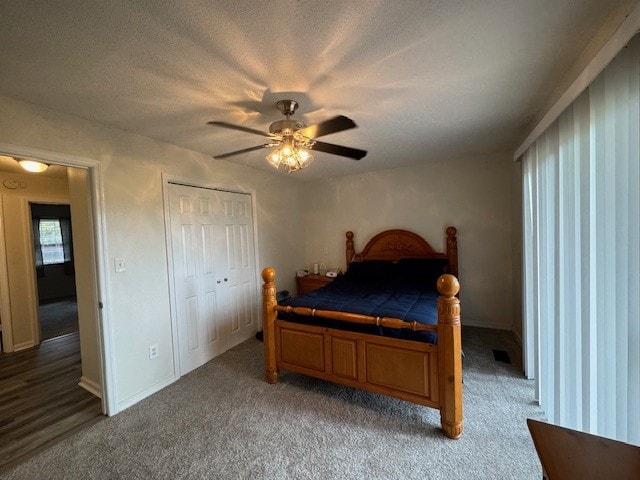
0,0,636,178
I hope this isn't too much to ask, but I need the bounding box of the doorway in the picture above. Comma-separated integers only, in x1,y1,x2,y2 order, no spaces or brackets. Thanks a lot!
30,203,79,342
0,147,112,469
0,149,110,410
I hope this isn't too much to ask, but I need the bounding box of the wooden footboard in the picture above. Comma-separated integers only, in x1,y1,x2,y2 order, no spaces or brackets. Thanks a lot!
261,267,463,439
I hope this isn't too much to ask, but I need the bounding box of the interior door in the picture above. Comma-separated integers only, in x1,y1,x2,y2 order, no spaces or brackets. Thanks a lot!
217,190,257,348
168,184,257,375
169,184,224,374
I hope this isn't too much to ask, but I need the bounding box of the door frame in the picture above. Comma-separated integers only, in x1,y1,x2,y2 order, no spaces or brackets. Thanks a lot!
23,196,71,349
162,173,261,378
0,141,116,416
0,195,12,352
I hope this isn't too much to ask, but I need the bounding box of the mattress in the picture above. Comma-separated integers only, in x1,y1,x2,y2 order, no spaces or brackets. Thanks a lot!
279,258,449,343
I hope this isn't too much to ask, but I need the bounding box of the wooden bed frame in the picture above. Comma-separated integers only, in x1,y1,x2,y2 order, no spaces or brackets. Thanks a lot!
261,227,463,438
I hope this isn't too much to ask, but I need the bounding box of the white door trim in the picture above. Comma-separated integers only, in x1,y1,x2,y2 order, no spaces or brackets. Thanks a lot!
0,195,13,352
0,141,117,416
22,195,71,349
162,173,261,377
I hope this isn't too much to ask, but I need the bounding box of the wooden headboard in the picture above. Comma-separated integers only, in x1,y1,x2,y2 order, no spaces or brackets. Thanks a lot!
345,227,458,277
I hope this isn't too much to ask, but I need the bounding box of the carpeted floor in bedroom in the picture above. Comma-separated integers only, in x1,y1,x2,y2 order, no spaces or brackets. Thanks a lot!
1,326,544,480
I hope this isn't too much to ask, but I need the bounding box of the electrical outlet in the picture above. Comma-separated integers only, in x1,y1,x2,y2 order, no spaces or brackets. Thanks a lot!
149,344,158,359
323,247,328,255
114,257,126,273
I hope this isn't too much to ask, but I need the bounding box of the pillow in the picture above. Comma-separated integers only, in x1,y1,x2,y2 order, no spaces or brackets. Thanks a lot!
397,258,449,284
345,260,396,282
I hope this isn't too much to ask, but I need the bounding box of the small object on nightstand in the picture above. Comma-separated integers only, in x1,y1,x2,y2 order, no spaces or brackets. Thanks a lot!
276,290,291,303
319,262,327,275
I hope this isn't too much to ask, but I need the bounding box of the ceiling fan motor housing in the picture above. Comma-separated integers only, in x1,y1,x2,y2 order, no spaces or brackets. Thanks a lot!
269,119,305,135
276,99,298,116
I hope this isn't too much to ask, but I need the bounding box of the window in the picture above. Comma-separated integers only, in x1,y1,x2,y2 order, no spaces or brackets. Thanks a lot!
30,203,74,278
38,219,65,265
522,34,639,444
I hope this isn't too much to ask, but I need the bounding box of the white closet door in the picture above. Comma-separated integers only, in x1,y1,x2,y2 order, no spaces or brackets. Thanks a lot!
217,191,257,348
168,184,257,376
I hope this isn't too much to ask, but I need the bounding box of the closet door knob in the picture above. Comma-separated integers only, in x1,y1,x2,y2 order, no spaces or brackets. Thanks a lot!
217,280,221,284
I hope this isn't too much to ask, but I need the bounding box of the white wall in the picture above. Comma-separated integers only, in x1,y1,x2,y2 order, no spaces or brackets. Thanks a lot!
0,93,521,412
303,154,516,330
0,95,307,411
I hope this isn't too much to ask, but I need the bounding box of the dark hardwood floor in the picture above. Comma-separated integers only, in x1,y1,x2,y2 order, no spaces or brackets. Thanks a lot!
0,332,103,473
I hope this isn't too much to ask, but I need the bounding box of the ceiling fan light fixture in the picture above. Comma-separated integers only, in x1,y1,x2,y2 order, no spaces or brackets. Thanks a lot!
209,98,366,168
18,159,49,173
266,138,314,173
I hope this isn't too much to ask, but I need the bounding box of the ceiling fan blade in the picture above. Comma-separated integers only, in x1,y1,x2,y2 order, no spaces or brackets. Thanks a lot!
298,115,357,139
312,141,367,160
207,121,269,137
213,145,271,159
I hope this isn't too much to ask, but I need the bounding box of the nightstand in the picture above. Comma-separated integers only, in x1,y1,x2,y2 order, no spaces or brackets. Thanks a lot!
296,274,335,295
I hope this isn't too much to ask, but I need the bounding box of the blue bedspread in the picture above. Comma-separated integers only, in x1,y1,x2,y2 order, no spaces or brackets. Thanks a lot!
279,259,448,343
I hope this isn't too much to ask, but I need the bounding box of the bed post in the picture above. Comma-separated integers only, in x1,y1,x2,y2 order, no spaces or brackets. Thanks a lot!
262,267,279,384
346,231,355,265
437,273,463,439
446,226,458,278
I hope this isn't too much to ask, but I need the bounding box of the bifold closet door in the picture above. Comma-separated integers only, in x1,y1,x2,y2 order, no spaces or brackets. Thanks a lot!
168,184,257,375
216,190,258,350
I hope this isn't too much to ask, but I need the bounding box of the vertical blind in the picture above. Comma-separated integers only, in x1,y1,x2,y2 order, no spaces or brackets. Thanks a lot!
522,34,640,445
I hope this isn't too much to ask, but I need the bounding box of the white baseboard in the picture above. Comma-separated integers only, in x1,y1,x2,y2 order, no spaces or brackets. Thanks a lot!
115,329,258,414
116,373,178,413
512,327,523,347
79,376,103,398
12,340,35,351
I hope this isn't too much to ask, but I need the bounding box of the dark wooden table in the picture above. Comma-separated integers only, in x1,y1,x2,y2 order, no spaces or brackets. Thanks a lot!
527,418,640,480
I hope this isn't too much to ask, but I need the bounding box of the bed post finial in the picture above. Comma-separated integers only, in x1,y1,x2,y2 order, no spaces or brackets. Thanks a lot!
262,267,275,284
437,273,463,439
437,273,459,298
262,267,279,384
346,231,355,266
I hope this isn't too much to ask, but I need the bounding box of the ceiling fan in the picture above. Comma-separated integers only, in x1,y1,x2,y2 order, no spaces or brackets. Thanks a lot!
208,99,367,173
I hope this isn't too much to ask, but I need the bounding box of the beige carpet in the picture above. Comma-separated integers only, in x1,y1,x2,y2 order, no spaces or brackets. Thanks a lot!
2,327,544,479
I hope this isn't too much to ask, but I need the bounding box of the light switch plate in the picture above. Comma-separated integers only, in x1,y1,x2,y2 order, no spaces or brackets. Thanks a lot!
114,257,126,273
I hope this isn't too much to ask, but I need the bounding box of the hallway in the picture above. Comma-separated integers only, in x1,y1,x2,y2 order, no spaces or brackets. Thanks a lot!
0,332,103,472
